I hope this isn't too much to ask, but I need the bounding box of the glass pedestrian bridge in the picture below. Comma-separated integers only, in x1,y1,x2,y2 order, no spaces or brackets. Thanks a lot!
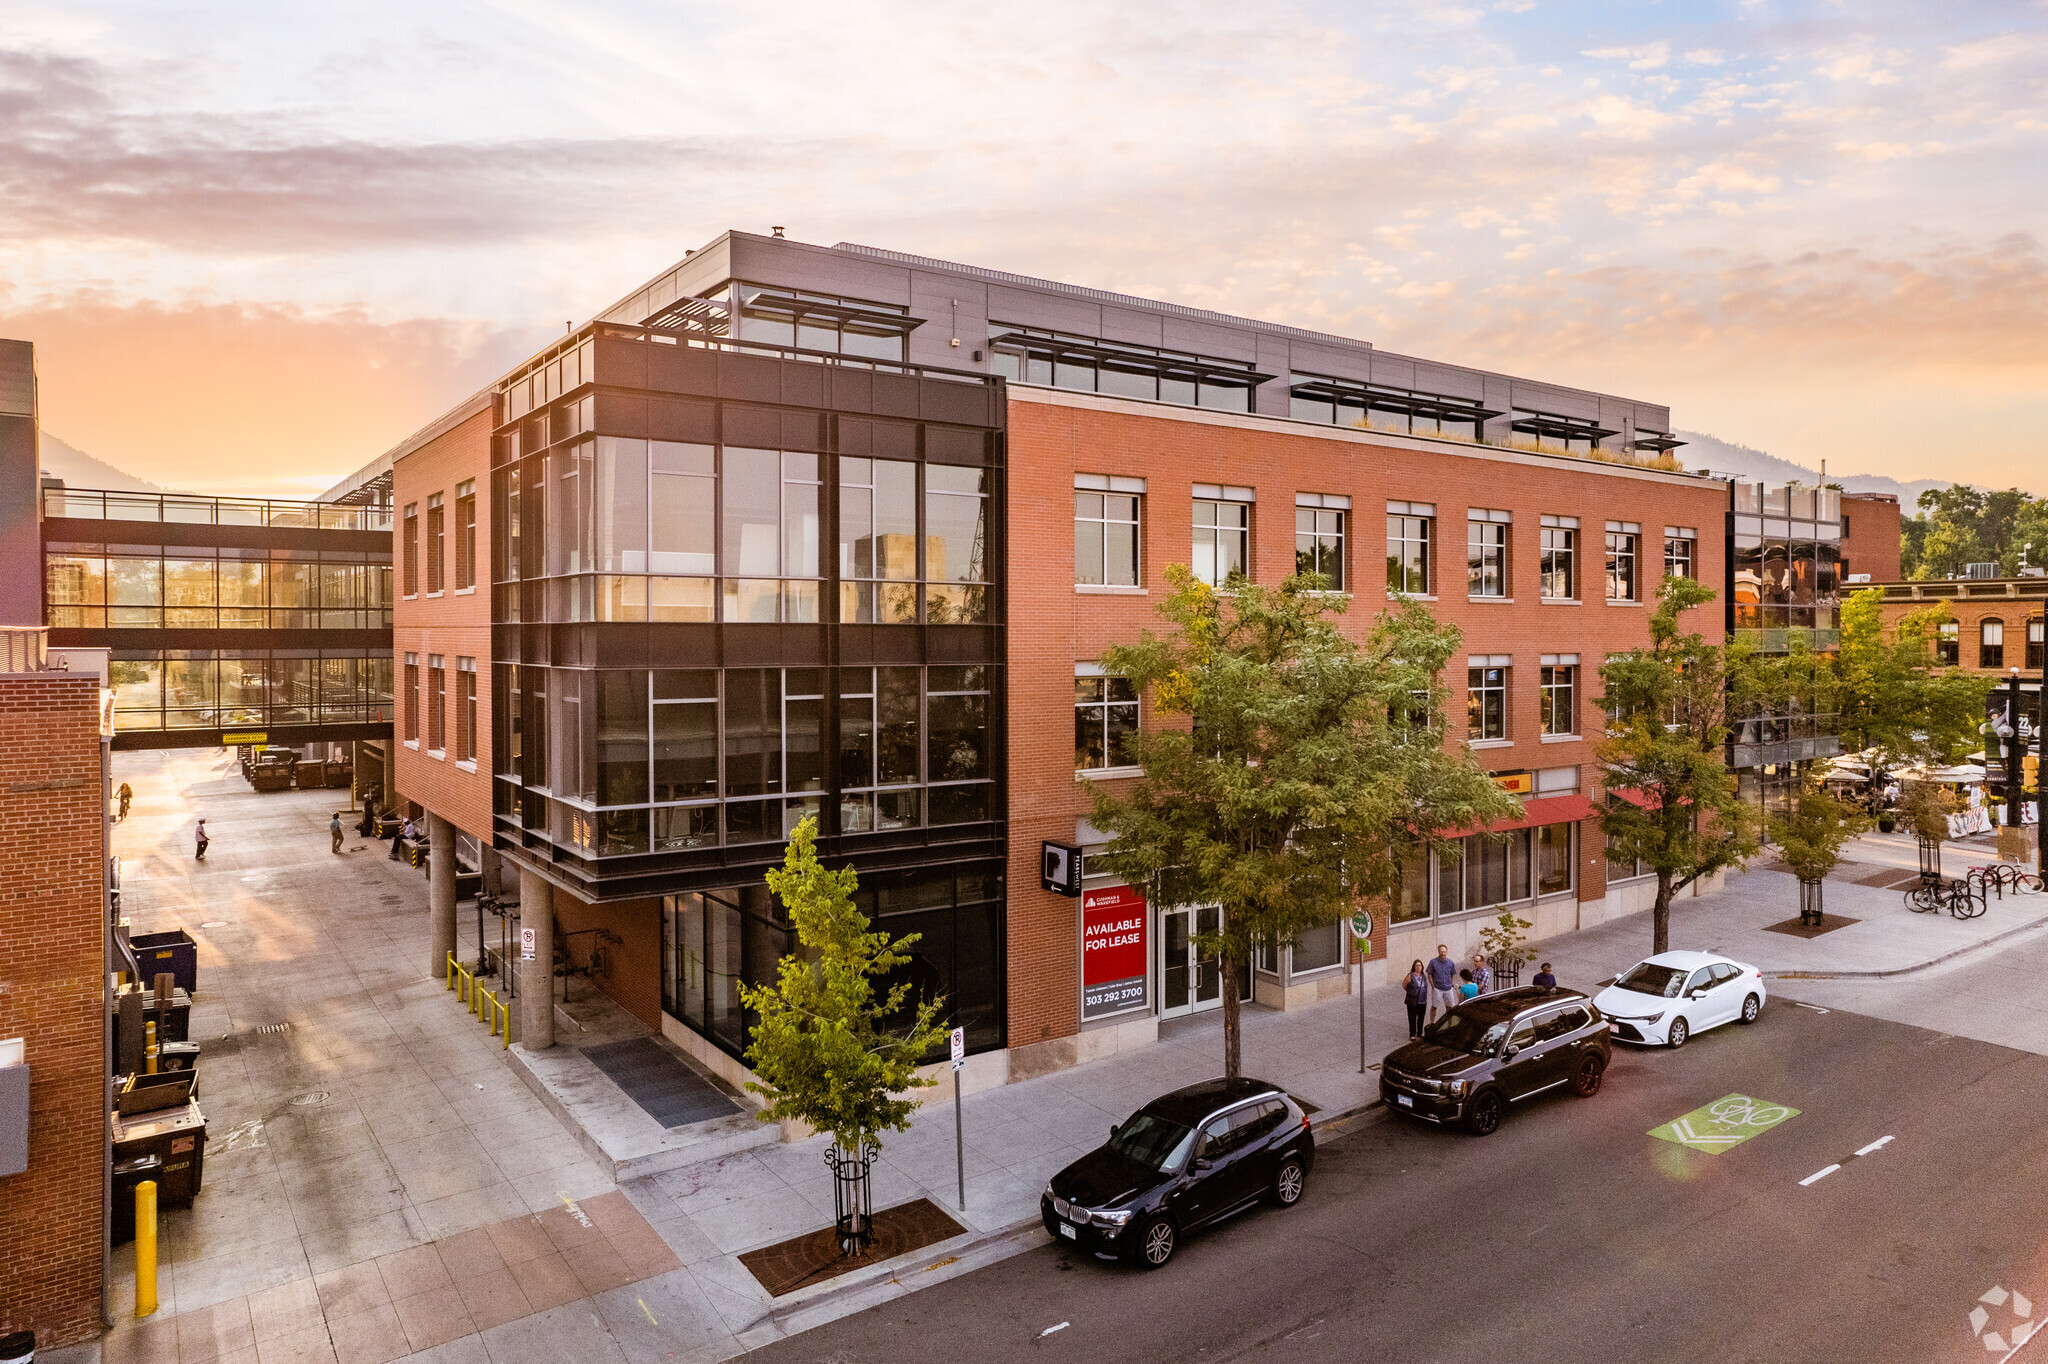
43,485,395,749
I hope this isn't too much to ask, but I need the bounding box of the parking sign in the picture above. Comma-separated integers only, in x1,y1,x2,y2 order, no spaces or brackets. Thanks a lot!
950,1027,965,1072
520,927,536,961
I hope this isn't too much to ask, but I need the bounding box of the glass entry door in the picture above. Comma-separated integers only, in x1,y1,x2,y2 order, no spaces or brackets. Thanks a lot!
1161,905,1230,1018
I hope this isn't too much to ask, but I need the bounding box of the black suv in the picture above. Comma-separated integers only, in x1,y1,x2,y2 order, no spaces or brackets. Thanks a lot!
1042,1077,1315,1269
1380,986,1610,1135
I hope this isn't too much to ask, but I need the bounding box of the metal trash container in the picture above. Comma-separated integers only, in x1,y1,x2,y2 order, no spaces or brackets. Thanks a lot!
129,929,198,995
112,1101,206,1209
112,1152,164,1245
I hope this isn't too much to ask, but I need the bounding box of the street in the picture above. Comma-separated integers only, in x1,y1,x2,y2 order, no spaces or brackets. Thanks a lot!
754,998,2048,1364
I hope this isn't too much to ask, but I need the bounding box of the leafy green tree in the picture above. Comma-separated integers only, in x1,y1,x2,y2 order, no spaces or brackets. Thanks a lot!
1087,566,1517,1079
1768,782,1872,885
1906,485,2043,579
1832,589,1991,769
740,817,947,1161
1597,576,1762,955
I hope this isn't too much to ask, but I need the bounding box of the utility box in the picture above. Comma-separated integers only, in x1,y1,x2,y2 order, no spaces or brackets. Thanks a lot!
0,1059,27,1177
112,1101,206,1207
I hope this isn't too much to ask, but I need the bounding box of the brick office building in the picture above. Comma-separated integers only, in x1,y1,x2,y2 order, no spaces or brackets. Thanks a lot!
1842,493,1903,584
364,232,1734,1089
1869,576,2046,738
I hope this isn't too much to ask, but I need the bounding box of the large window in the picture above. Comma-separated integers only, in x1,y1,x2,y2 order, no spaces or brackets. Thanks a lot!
1468,509,1510,598
428,654,446,752
402,504,419,597
1385,501,1431,596
46,546,389,630
1444,831,1531,914
1295,493,1347,590
403,652,419,742
840,455,918,624
1076,672,1139,771
1075,478,1142,587
992,327,1260,412
1540,516,1578,600
457,657,477,762
723,448,821,624
106,647,390,732
1981,620,2005,669
1604,522,1640,602
1193,487,1253,587
718,283,911,361
1288,375,1488,442
1937,620,1959,665
456,480,477,590
1467,658,1509,742
1663,527,1695,580
924,465,989,624
427,493,445,594
1540,657,1577,737
2029,618,2045,670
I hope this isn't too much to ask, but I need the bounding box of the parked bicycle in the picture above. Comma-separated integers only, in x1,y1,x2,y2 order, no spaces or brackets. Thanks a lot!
1967,863,2045,898
1905,877,1987,919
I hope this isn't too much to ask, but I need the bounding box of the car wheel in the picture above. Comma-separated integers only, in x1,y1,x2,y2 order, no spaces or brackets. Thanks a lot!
1464,1089,1505,1136
1133,1215,1176,1269
1667,1017,1690,1048
1270,1157,1306,1207
1739,994,1761,1024
1570,1052,1605,1097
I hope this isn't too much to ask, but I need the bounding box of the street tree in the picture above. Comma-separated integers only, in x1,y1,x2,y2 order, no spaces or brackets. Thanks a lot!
1597,576,1762,955
1767,781,1872,922
1833,589,1991,772
740,816,947,1243
1086,565,1519,1080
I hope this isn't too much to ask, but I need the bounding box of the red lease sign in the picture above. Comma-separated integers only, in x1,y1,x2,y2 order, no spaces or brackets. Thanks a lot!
1081,885,1147,1019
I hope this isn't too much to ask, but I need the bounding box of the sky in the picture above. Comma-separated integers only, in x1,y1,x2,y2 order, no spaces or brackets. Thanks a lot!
1,0,2044,497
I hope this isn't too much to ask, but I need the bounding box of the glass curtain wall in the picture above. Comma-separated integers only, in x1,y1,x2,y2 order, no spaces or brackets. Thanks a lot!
110,649,393,731
46,545,392,629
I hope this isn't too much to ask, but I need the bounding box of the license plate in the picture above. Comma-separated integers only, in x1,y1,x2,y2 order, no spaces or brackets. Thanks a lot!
1397,1094,1413,1107
1059,1222,1077,1239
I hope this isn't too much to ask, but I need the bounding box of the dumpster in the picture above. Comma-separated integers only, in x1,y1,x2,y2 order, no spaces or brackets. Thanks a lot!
116,1070,196,1117
129,928,198,995
112,1100,206,1208
111,983,191,1051
295,759,331,789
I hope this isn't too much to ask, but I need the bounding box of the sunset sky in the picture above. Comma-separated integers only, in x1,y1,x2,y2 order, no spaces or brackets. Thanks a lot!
2,0,2043,496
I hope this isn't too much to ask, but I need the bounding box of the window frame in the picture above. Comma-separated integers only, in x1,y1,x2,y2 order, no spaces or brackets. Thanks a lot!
1295,494,1349,592
455,480,478,591
1663,527,1696,581
1191,486,1254,588
427,492,445,595
1467,658,1509,742
1074,475,1144,588
1604,522,1640,603
1539,657,1577,737
427,653,446,753
1539,516,1578,601
1385,500,1432,596
1075,669,1140,773
1980,619,2005,669
403,651,420,743
402,504,419,598
1467,509,1510,599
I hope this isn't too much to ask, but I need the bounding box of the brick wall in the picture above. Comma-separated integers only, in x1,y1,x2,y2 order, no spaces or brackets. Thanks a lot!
1004,389,1728,1048
548,890,664,1030
1843,494,1902,583
392,408,494,842
0,673,106,1347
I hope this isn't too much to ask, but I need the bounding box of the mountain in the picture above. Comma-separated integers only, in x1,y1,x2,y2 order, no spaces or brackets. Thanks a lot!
36,430,171,494
1672,430,2000,507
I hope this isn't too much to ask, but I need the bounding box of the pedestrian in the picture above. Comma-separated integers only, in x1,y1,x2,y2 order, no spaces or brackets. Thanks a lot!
1533,961,1557,990
1425,944,1460,1023
359,796,377,839
330,812,344,854
1457,968,1479,1002
1401,958,1430,1038
1469,952,1492,996
389,816,407,861
194,819,209,862
116,781,132,820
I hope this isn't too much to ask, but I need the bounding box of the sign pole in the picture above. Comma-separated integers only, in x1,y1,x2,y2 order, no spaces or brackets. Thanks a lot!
950,1026,966,1211
1351,910,1374,1074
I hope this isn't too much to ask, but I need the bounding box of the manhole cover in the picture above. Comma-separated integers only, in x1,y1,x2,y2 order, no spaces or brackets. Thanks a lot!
290,1091,330,1107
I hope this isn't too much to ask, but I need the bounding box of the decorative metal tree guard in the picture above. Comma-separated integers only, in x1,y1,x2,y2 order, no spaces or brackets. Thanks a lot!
825,1142,877,1256
1918,835,1943,886
1798,877,1825,928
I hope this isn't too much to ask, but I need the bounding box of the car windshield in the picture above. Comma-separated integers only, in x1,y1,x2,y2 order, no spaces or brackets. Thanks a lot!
1614,962,1688,998
1107,1111,1196,1170
1423,1011,1510,1055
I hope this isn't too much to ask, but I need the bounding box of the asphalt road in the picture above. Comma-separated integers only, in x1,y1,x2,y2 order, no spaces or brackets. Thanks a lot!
754,997,2048,1364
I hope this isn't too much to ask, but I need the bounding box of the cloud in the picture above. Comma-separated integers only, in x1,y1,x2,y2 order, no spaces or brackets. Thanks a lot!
1582,40,1671,71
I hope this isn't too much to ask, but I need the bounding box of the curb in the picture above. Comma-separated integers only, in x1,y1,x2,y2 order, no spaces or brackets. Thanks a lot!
741,1094,1390,1333
1766,904,2048,982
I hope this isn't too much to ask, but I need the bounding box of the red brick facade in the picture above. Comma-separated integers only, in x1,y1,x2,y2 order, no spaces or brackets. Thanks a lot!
392,405,494,841
0,673,106,1347
1843,493,1902,584
1003,389,1728,1049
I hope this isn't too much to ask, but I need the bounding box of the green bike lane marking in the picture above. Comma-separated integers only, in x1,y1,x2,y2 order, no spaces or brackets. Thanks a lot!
1649,1093,1801,1153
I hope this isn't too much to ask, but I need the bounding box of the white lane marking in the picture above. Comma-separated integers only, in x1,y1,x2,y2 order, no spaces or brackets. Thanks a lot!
1799,1164,1841,1186
1856,1135,1895,1157
1040,1322,1070,1337
1793,1002,1831,1014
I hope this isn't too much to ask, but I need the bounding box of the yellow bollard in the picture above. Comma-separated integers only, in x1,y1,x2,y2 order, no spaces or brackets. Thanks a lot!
144,1019,158,1076
445,951,456,990
500,998,510,1049
134,1179,158,1317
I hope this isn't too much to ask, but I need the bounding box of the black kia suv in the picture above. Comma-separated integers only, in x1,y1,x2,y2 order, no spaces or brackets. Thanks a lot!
1380,985,1610,1135
1042,1077,1315,1269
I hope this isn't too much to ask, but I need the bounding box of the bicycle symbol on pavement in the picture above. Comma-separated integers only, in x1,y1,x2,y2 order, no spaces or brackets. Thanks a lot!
1650,1093,1802,1154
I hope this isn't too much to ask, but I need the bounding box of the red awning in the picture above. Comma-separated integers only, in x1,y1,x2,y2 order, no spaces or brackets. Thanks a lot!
1440,793,1595,840
1608,786,1655,809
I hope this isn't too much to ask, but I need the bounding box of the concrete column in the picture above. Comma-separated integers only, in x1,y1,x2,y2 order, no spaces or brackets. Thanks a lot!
519,866,554,1050
427,811,456,978
380,741,398,813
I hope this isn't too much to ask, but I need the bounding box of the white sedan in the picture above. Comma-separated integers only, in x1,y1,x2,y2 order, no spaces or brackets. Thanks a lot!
1592,950,1767,1048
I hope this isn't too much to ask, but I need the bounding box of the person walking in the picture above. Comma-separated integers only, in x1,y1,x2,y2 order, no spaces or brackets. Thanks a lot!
1469,952,1492,996
116,781,132,821
1533,962,1558,990
330,812,344,854
1425,944,1460,1023
194,819,209,862
1401,959,1430,1039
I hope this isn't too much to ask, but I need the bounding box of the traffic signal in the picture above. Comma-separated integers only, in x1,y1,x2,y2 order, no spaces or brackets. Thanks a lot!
2027,752,2040,795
